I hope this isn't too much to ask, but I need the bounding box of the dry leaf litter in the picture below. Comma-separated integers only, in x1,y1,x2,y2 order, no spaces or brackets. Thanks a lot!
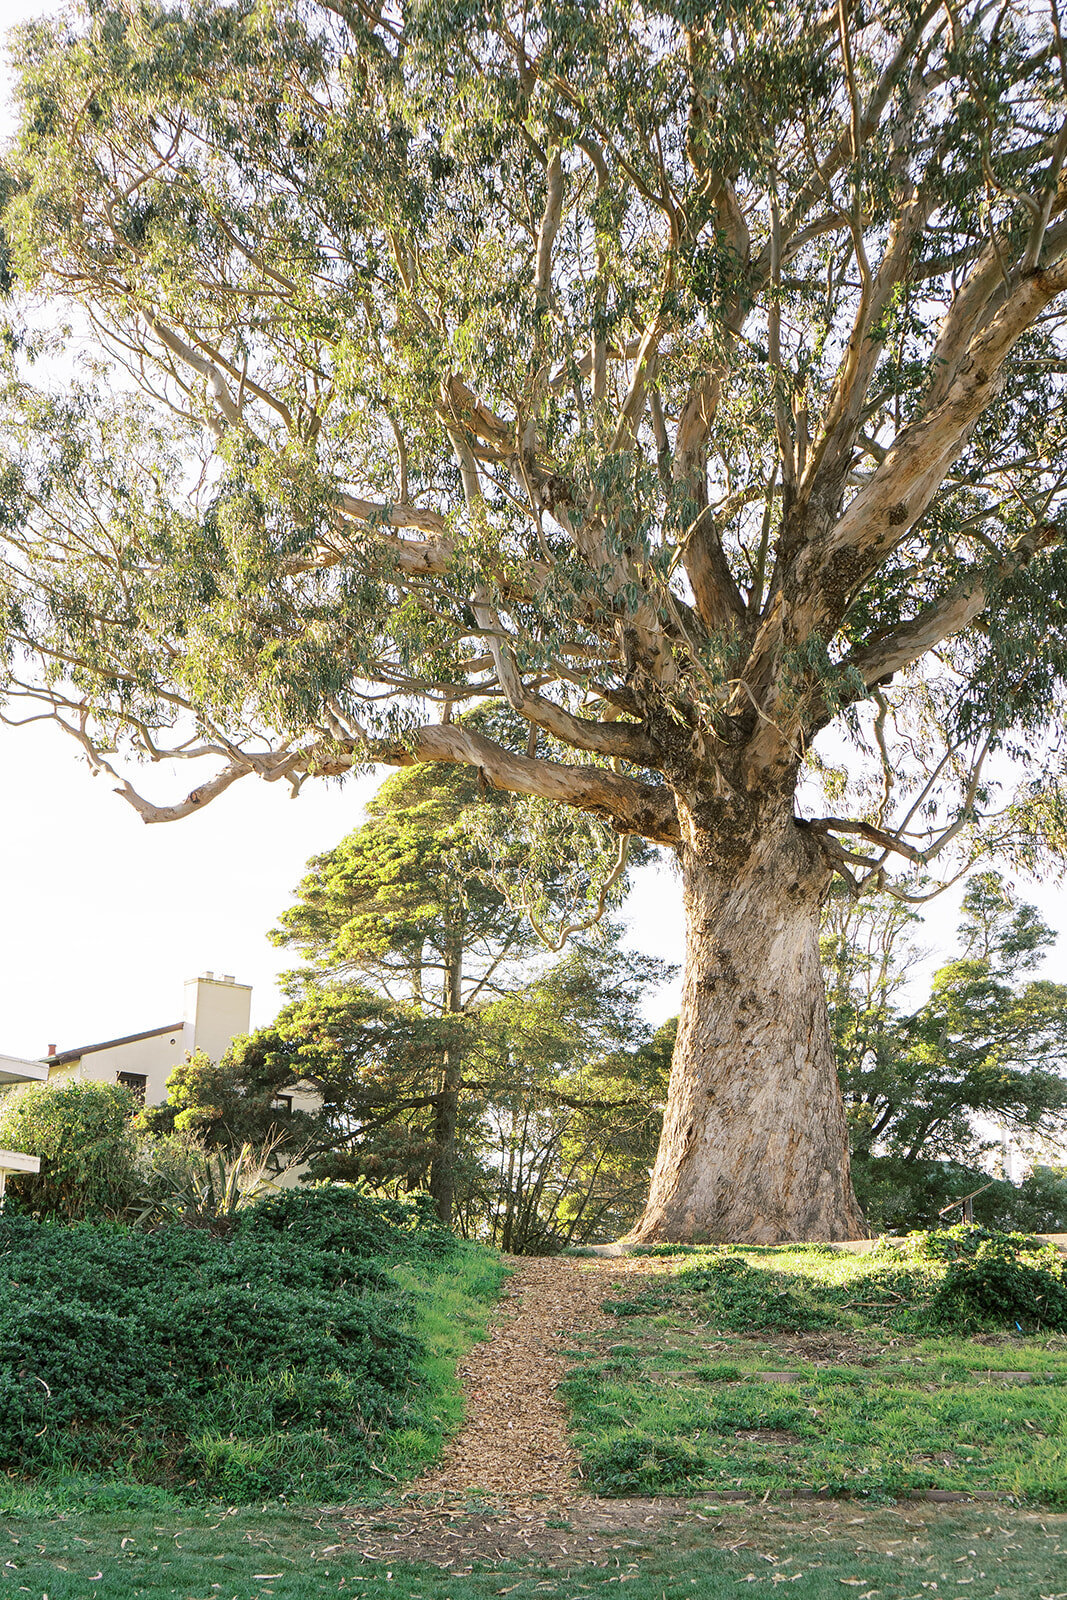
329,1252,1032,1572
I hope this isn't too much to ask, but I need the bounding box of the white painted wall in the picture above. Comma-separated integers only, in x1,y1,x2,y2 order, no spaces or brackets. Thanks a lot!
45,974,254,1108
7,977,321,1190
47,1027,187,1108
183,973,252,1067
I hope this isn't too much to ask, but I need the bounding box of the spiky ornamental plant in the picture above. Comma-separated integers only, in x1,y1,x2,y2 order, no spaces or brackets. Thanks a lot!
2,0,1067,1241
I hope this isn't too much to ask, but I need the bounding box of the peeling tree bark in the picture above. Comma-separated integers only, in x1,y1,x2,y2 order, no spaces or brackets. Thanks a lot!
629,803,864,1244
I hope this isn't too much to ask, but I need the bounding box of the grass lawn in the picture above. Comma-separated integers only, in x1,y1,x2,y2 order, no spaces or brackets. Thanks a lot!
5,1227,1066,1596
375,1244,511,1483
561,1243,1067,1505
1,1499,1065,1599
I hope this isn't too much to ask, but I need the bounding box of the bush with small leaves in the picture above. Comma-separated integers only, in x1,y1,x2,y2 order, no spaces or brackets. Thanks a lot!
0,1080,138,1219
0,1184,458,1498
583,1436,707,1495
931,1236,1067,1332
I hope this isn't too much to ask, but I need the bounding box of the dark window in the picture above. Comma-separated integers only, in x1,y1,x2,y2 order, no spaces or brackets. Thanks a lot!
118,1071,147,1101
271,1095,293,1114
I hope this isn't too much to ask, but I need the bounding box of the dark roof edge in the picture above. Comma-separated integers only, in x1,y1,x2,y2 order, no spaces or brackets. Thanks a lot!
46,1022,185,1067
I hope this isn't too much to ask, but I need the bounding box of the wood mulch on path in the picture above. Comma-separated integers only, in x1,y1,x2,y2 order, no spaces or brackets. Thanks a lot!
414,1253,640,1501
327,1252,1025,1571
330,1253,685,1567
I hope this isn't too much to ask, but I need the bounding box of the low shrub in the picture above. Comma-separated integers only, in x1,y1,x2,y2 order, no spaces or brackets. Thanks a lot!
584,1435,707,1494
133,1132,282,1233
902,1224,1043,1261
604,1252,837,1330
874,1226,1067,1332
0,1080,139,1219
931,1240,1067,1333
241,1181,453,1261
0,1183,459,1499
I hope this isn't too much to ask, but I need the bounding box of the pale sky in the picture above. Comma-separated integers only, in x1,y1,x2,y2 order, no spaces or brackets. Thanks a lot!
0,0,680,1061
0,1,1060,1064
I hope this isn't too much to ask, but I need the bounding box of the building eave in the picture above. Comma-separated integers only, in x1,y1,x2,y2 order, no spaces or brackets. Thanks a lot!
45,1022,185,1067
0,1055,50,1086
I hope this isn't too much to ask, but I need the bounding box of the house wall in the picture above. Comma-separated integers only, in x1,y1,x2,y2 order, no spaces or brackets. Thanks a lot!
284,1082,323,1117
47,1028,187,1107
183,973,252,1068
46,975,253,1109
6,978,321,1191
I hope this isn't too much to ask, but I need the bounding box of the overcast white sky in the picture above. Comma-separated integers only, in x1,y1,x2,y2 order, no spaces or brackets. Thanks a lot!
0,2,1060,1062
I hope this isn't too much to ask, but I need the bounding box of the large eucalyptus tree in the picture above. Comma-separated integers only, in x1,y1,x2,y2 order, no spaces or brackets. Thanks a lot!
2,0,1067,1241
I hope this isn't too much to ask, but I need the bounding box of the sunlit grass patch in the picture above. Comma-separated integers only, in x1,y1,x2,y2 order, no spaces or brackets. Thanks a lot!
1,1501,1065,1600
377,1244,510,1481
564,1233,1067,1505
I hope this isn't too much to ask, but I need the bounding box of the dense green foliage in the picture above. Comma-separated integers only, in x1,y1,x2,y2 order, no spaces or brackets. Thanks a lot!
0,1185,501,1501
0,1080,139,1220
131,1131,295,1233
606,1227,1067,1335
186,761,672,1248
274,757,639,986
823,874,1067,1231
268,761,641,1224
564,1232,1067,1504
849,1155,1067,1236
218,957,671,1250
138,1049,324,1162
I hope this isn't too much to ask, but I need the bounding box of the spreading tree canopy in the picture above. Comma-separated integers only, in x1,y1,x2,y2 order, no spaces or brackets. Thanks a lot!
2,0,1067,1240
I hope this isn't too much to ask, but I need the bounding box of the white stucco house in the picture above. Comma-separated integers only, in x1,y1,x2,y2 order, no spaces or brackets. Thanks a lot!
43,972,256,1107
1,974,323,1196
39,972,318,1119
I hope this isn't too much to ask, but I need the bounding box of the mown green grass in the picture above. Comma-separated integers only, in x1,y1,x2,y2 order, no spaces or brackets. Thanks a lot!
376,1243,511,1482
562,1242,1067,1504
0,1501,1063,1599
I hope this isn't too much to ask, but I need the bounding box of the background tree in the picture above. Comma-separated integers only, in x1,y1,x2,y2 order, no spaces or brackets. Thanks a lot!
227,940,670,1246
824,874,1067,1227
3,0,1067,1239
139,1048,325,1165
463,957,672,1251
226,981,475,1201
271,758,642,1221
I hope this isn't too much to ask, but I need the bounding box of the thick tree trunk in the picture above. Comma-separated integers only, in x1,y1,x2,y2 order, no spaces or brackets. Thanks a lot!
430,1051,461,1225
429,917,464,1226
629,805,864,1244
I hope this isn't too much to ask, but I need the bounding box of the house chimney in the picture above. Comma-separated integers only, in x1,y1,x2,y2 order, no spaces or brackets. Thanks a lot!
47,1044,56,1057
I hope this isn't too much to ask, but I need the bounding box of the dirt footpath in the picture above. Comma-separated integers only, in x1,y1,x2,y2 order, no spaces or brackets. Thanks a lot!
413,1253,627,1499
